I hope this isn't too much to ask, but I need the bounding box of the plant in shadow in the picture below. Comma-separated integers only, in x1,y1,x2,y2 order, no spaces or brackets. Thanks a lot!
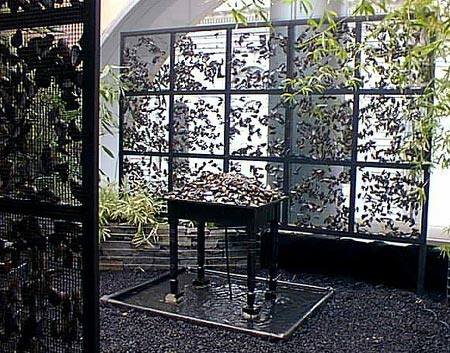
99,180,120,242
99,177,163,246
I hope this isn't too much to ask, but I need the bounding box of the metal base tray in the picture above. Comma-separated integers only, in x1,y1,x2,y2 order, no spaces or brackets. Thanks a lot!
101,269,334,340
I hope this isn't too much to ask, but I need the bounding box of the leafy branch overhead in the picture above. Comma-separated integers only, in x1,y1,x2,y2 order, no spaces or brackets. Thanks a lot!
99,65,130,159
234,0,449,171
229,0,450,242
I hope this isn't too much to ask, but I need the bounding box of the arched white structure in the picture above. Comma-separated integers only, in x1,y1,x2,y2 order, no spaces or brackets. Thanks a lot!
101,0,224,68
100,0,225,180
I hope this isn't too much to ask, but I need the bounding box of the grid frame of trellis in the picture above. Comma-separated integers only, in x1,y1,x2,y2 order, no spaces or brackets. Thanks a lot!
0,0,100,352
119,16,431,292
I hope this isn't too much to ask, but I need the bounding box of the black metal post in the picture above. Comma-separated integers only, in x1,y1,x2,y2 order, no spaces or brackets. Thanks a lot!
168,32,176,191
416,243,427,295
166,217,183,303
82,1,100,352
447,258,450,305
193,221,210,288
282,24,295,226
265,220,279,300
348,22,363,238
223,28,232,173
118,32,126,185
242,228,260,319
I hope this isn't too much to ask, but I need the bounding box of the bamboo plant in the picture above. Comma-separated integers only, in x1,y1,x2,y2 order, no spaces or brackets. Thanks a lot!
99,178,163,246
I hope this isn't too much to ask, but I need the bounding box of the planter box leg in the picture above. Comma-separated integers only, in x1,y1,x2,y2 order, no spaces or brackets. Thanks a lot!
165,217,184,304
193,221,210,289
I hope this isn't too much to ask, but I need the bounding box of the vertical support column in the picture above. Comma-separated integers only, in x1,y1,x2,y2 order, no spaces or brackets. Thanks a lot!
416,243,427,295
417,162,431,295
265,219,279,300
348,22,362,238
168,32,176,191
82,1,100,351
193,221,210,288
223,28,232,173
447,258,450,305
242,227,260,319
118,33,126,185
165,217,183,303
281,25,295,226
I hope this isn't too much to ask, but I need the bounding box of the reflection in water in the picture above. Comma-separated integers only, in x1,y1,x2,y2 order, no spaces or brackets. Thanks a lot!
116,271,332,337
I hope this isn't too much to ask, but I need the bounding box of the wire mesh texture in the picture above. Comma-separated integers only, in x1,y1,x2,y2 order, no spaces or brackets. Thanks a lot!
0,1,99,352
0,0,83,14
0,214,83,352
119,17,431,246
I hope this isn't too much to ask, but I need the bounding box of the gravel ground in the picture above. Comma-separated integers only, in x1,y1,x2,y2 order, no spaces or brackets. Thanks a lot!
100,270,450,353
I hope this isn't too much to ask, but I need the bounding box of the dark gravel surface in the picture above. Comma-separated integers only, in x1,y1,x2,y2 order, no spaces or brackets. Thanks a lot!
100,270,450,353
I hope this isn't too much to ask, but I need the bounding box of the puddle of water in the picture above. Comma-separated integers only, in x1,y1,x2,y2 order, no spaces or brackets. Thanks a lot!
113,271,332,338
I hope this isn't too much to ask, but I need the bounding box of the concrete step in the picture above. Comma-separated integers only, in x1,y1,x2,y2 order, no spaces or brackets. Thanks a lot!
99,247,253,259
100,255,248,264
100,225,260,271
108,225,251,241
99,261,251,271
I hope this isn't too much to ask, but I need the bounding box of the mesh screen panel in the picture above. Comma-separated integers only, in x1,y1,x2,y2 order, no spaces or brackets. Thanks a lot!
0,1,98,352
0,213,83,352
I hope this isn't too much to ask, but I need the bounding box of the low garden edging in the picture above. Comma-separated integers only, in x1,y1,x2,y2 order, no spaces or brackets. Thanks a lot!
272,232,448,293
100,224,259,271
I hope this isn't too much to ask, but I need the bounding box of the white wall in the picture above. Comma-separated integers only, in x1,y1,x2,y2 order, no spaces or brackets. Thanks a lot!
428,117,450,241
100,0,225,181
101,0,136,33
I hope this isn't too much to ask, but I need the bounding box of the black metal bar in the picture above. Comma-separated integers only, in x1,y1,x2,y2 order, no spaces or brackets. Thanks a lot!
168,217,179,295
224,227,233,300
345,160,419,170
126,89,284,96
348,22,363,237
193,221,210,288
122,150,422,170
168,32,176,191
118,32,126,185
81,1,100,352
356,88,425,95
0,6,85,31
247,248,256,304
416,37,435,293
242,228,259,318
197,221,206,280
124,87,425,97
282,24,296,225
265,219,279,300
280,225,423,245
416,243,427,295
0,199,83,220
120,14,386,38
418,170,431,245
223,28,232,173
